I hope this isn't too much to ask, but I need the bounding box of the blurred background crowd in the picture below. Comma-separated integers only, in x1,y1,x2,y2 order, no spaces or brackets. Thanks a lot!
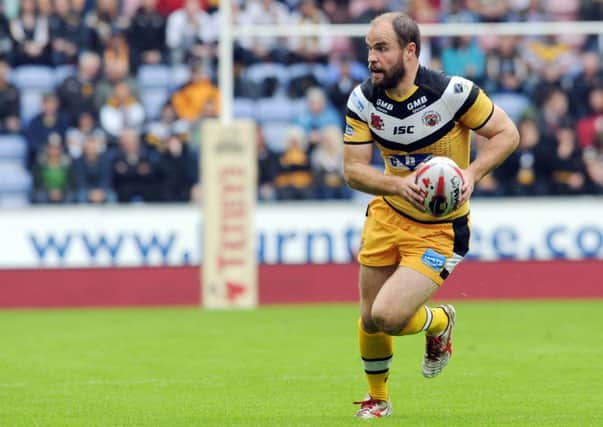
0,0,603,206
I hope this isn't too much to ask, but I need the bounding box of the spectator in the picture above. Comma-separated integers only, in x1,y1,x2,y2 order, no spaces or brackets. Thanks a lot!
170,62,219,122
156,134,198,201
99,81,146,139
351,0,389,61
536,87,570,140
466,0,511,22
576,86,603,149
48,0,91,66
485,36,529,94
56,51,102,125
94,59,139,111
165,0,217,65
0,60,21,133
0,0,14,62
569,53,603,120
112,128,158,202
72,134,116,203
311,126,350,199
257,126,279,201
85,0,128,53
295,87,341,146
322,0,351,24
288,0,331,64
143,103,178,151
237,0,291,64
126,0,166,72
327,55,364,119
65,111,106,159
31,134,73,203
9,0,50,65
274,126,314,200
104,29,130,77
543,119,587,195
24,92,69,168
441,35,486,86
494,116,549,196
583,133,603,194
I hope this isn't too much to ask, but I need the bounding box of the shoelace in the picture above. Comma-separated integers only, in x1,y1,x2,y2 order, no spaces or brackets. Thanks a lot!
353,398,383,412
426,335,443,360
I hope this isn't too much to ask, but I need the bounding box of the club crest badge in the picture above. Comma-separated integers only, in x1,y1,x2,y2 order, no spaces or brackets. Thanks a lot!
422,110,442,127
370,113,384,131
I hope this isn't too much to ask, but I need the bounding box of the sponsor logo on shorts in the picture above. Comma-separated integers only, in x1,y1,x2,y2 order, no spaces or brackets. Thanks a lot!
421,248,446,271
345,124,354,136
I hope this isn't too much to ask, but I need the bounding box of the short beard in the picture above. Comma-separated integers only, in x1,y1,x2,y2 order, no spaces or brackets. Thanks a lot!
375,59,407,90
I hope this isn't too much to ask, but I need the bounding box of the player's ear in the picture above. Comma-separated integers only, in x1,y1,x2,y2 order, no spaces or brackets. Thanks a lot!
405,42,417,58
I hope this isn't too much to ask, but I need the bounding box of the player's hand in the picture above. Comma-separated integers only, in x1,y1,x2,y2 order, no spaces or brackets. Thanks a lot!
457,168,476,207
398,174,426,212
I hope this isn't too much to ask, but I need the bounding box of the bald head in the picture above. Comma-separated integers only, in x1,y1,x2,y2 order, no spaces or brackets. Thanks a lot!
371,12,421,57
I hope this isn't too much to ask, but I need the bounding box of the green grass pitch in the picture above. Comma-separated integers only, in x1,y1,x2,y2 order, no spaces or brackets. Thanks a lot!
1,301,602,426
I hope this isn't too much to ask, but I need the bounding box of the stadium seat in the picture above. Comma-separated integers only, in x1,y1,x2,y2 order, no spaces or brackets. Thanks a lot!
0,162,32,205
170,63,191,89
255,97,296,123
140,89,170,120
53,65,76,86
0,134,27,165
244,63,289,97
11,65,55,90
233,98,256,120
261,121,291,153
137,64,171,89
20,91,44,125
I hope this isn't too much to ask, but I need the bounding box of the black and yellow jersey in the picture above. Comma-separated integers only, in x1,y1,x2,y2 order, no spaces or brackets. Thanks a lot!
344,65,494,222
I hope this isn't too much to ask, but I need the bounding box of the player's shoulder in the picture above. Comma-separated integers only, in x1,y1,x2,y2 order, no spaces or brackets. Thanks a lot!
416,66,476,98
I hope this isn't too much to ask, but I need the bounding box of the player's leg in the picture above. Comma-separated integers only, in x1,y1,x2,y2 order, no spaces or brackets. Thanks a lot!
371,266,455,378
370,266,445,336
355,264,397,419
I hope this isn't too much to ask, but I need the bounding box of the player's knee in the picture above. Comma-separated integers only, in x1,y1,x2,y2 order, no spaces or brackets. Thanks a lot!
371,307,409,335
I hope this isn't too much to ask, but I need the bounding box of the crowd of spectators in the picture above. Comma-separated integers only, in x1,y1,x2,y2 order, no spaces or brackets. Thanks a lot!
0,0,602,206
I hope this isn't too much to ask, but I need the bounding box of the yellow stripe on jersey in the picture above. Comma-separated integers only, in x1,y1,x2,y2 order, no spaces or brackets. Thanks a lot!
458,89,494,130
344,116,372,144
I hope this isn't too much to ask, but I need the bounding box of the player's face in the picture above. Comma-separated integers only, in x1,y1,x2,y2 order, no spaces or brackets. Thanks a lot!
366,20,408,89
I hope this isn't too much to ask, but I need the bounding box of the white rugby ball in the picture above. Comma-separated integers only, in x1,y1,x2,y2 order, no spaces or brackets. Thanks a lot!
415,156,465,217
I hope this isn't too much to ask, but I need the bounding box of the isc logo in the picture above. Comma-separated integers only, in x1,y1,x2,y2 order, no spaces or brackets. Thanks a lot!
393,125,415,135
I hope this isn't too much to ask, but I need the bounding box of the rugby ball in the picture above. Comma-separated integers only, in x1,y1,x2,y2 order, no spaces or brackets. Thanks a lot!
415,157,465,217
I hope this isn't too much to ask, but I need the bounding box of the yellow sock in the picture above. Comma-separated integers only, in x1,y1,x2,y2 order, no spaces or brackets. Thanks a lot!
396,306,449,336
358,318,393,401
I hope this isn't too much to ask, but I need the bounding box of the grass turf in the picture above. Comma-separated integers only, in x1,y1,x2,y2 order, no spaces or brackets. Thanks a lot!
1,301,602,426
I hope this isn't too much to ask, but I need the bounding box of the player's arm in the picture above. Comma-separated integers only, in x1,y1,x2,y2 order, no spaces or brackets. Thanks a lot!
343,143,425,211
459,105,519,205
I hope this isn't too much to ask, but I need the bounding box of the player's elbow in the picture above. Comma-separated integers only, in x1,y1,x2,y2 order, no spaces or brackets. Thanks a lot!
343,163,361,190
509,123,520,151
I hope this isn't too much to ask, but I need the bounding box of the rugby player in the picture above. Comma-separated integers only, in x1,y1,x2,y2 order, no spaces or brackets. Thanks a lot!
343,12,519,419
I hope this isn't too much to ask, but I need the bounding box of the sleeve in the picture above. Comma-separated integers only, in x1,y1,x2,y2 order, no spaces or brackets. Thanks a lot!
446,76,495,131
343,85,373,145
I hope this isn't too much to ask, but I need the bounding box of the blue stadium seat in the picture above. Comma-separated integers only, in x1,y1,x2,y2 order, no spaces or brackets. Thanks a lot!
53,65,76,86
0,162,32,206
0,134,27,165
170,64,191,90
244,63,289,96
137,64,171,89
11,66,56,124
11,65,55,90
20,91,44,125
233,98,256,120
140,89,170,120
261,121,291,153
255,97,296,123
